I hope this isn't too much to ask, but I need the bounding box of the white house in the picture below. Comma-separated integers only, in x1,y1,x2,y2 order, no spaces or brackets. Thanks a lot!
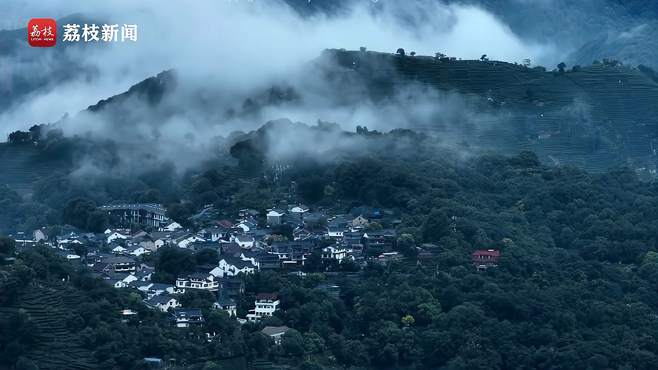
266,209,285,226
33,228,48,242
177,235,205,249
137,239,156,252
128,246,149,257
112,245,127,254
236,219,257,233
213,291,237,316
145,295,180,312
161,222,182,232
57,238,83,248
351,215,369,228
261,326,290,345
211,257,257,278
153,238,168,250
175,273,220,292
247,293,280,322
113,274,138,288
107,231,129,244
105,256,138,273
233,234,255,249
172,308,204,328
202,226,230,242
322,245,353,262
138,282,175,298
289,205,309,215
238,252,259,269
327,226,345,238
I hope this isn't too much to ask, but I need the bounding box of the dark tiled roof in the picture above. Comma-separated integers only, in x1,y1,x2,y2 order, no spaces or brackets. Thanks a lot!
146,294,176,305
100,203,166,215
256,293,278,301
261,326,290,336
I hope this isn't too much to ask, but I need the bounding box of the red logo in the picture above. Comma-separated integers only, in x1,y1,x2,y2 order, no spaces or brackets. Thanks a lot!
28,18,57,47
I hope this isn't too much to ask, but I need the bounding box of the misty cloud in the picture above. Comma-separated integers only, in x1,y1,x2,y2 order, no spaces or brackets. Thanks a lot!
0,0,561,177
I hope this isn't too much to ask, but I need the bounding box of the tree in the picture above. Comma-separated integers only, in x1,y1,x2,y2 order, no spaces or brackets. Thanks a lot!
401,314,415,327
28,125,42,142
396,48,406,56
396,234,417,257
297,176,325,203
72,243,88,259
202,362,223,370
0,236,15,256
270,224,293,240
166,202,195,227
422,209,450,242
230,139,264,171
62,198,97,230
180,290,216,309
196,248,219,266
303,331,326,354
246,332,270,357
557,62,566,72
8,131,31,144
154,247,196,282
86,210,109,233
303,250,323,273
281,329,305,356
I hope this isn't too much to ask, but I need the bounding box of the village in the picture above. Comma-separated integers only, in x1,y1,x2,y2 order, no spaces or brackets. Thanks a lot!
9,201,501,344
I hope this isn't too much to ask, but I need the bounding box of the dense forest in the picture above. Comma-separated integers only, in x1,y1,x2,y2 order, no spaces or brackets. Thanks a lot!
4,122,658,369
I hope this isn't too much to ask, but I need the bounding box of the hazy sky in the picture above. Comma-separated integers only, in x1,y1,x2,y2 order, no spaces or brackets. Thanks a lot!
0,0,571,175
0,0,557,134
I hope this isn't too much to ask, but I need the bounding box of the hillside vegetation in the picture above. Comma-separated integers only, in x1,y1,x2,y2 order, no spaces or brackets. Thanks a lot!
0,144,65,197
6,128,658,368
324,49,658,173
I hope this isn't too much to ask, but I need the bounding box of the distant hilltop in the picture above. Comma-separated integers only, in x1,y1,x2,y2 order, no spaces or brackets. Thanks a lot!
319,48,658,175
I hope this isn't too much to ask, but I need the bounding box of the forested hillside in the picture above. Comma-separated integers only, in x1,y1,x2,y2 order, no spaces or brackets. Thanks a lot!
5,123,658,368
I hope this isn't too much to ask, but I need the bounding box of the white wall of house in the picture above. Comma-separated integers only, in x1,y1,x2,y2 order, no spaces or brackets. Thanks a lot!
175,276,219,291
155,298,180,312
247,299,280,322
107,232,129,244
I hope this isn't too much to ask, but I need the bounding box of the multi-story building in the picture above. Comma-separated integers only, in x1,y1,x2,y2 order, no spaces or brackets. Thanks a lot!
171,308,204,328
100,203,169,228
472,249,501,271
104,256,138,273
246,293,280,322
175,272,220,292
321,245,353,261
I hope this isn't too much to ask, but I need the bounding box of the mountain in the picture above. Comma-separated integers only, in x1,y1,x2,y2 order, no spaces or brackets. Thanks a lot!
282,0,658,69
567,22,658,68
320,49,658,174
6,46,658,198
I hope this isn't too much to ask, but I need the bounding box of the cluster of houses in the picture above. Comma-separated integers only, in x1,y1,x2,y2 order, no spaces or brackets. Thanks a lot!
12,201,502,330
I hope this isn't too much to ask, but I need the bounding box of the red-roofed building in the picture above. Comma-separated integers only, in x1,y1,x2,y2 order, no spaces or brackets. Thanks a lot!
472,249,500,271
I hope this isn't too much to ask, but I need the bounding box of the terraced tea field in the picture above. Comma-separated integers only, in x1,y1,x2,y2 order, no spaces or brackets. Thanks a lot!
0,143,66,197
326,50,658,173
0,283,98,369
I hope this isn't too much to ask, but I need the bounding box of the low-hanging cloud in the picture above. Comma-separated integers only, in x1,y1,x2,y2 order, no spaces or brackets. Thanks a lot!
0,0,558,176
